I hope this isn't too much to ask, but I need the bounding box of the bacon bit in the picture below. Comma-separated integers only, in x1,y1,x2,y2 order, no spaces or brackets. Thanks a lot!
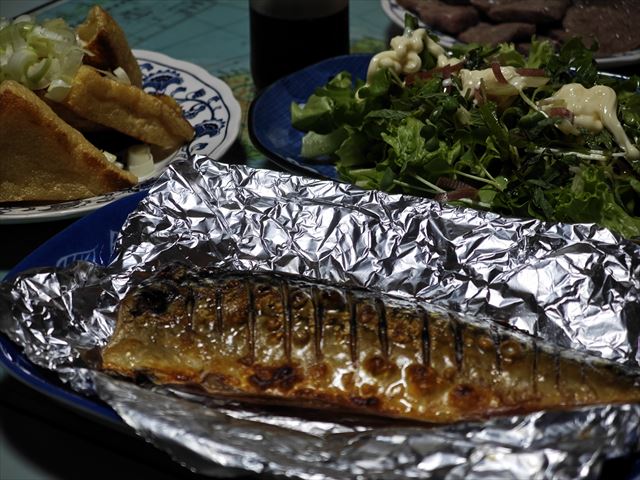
441,60,465,78
436,177,474,191
405,71,428,86
515,68,546,77
434,192,448,202
491,62,508,84
548,107,574,119
473,87,485,105
405,61,465,86
435,186,479,203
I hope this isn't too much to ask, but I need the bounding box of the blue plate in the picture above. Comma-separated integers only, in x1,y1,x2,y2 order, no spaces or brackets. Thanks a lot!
1,189,639,478
249,53,372,179
0,191,146,425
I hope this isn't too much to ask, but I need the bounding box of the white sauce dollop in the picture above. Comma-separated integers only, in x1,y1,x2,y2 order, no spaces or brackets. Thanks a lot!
366,28,459,81
540,84,640,160
459,67,548,97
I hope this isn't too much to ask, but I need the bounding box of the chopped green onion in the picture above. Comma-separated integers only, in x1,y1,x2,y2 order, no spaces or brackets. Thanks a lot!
0,14,85,99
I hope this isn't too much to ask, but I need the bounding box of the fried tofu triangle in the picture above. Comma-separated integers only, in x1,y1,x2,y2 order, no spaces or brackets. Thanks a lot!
59,66,195,150
0,81,137,203
77,5,143,88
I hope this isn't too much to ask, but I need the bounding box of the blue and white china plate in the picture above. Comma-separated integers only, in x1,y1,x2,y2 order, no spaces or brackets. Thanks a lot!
0,50,241,225
382,0,640,68
249,53,372,180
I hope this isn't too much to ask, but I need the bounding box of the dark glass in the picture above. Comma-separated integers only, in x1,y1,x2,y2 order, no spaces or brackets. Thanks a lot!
250,4,349,91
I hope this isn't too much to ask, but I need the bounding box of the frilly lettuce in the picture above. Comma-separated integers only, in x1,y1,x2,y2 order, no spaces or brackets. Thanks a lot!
291,26,640,239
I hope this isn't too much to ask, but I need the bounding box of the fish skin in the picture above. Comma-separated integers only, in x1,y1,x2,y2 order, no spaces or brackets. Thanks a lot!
101,264,640,423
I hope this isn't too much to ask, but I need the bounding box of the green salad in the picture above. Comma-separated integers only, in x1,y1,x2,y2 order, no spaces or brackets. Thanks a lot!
291,15,640,239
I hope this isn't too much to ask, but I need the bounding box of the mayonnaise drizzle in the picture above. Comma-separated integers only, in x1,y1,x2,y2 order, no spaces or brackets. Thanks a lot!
366,28,459,81
540,84,640,160
459,67,549,97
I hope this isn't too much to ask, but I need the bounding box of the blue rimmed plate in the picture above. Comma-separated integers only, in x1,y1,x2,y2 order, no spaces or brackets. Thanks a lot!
1,192,639,479
0,50,241,225
0,191,146,424
249,53,372,180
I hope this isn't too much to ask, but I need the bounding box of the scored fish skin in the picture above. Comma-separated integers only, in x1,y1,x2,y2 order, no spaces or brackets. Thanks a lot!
101,264,640,423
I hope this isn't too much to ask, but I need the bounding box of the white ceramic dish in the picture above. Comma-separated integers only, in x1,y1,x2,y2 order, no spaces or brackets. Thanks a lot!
0,49,241,224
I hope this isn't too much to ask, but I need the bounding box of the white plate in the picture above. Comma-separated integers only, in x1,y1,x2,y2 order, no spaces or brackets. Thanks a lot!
382,0,640,67
0,49,241,224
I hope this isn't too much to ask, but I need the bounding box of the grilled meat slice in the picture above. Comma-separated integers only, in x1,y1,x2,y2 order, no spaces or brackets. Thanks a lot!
102,264,640,424
458,22,536,45
562,0,640,56
470,0,570,23
397,0,479,34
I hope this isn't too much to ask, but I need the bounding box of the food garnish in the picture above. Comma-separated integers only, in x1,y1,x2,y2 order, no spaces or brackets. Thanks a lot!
0,15,86,101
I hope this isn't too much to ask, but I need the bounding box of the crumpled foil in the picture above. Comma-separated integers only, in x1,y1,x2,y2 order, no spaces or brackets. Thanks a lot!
1,155,639,479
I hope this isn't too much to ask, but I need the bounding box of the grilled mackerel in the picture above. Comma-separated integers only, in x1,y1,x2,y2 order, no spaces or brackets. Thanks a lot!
102,264,640,423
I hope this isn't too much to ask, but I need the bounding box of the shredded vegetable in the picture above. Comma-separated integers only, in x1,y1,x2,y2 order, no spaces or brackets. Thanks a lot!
0,15,87,100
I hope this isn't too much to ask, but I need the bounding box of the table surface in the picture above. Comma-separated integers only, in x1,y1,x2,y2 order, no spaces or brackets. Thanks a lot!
0,1,638,479
0,2,390,479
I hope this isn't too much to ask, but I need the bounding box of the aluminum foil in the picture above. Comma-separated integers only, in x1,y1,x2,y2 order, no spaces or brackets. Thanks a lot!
1,155,639,479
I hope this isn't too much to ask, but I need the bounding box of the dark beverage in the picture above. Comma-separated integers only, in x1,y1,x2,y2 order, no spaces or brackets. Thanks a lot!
250,0,349,91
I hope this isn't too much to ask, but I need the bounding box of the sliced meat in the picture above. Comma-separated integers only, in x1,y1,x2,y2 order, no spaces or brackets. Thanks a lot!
458,22,536,45
417,0,480,34
548,28,571,43
397,0,423,10
398,0,479,34
562,0,640,56
475,0,571,23
468,0,492,11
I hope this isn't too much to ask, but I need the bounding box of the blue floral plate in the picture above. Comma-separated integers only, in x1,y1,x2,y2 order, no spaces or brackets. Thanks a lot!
0,50,241,225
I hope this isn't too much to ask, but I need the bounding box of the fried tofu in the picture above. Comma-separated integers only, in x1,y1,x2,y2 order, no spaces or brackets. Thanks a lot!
0,80,138,203
40,93,109,132
58,66,195,150
77,5,143,88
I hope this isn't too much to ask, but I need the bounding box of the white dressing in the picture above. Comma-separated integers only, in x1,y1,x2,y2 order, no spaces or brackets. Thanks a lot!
367,28,424,80
539,84,640,160
425,35,460,67
366,28,459,81
459,67,549,97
